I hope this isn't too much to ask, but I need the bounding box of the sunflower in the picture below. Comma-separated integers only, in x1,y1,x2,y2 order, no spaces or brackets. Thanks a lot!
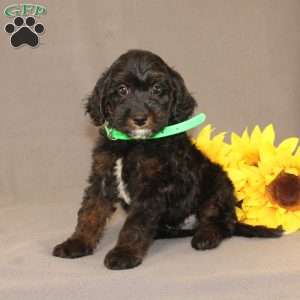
225,125,279,203
224,124,276,167
234,134,300,233
195,124,300,233
193,124,230,166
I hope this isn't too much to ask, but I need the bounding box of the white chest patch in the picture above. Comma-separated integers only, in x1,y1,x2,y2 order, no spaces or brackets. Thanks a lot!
114,158,131,205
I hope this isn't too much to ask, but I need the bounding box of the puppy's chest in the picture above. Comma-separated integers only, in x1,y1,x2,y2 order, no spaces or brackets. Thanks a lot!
113,156,157,205
113,158,197,230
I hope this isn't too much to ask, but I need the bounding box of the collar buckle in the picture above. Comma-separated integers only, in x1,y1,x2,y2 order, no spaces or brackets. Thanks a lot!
104,123,117,140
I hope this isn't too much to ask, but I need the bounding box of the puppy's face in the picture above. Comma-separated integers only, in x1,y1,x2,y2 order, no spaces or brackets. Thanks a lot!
86,50,196,139
103,53,173,139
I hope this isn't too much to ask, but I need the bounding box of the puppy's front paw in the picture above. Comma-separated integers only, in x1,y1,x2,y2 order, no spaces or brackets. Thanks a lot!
191,228,223,250
52,238,93,258
104,247,142,270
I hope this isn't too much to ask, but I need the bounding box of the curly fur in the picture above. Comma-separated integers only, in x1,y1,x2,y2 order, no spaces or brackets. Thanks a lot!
53,50,282,270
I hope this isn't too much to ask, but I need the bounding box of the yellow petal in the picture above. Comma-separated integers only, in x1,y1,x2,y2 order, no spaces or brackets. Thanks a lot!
231,132,242,146
243,218,261,226
277,137,299,154
258,207,279,228
250,126,262,145
195,124,213,144
241,128,250,141
227,168,247,181
281,212,300,233
259,144,276,169
212,132,227,144
262,124,276,145
284,168,299,176
244,196,267,207
243,207,278,228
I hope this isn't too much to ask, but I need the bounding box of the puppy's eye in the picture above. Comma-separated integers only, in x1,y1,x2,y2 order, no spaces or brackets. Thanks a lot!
151,83,162,96
118,84,129,97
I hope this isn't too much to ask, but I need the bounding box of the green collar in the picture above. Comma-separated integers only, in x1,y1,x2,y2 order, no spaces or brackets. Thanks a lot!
104,113,206,140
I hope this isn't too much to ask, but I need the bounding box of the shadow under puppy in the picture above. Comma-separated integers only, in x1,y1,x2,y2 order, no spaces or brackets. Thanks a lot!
53,50,282,270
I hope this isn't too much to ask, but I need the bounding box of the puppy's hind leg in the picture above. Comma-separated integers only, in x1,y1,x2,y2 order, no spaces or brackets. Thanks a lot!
191,192,236,251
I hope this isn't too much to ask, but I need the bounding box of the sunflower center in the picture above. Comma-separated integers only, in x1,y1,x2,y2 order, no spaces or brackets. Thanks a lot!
267,172,300,211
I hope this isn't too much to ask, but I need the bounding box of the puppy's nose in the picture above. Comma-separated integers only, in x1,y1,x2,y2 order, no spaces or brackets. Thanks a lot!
133,115,148,126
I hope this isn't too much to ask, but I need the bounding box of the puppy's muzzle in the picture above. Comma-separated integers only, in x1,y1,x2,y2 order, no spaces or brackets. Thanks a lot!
127,113,154,139
131,114,148,127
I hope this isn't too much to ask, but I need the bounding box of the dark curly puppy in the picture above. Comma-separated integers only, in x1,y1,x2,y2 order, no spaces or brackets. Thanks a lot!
53,50,282,270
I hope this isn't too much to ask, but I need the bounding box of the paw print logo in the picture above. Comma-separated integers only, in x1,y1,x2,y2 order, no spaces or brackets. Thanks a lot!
4,16,45,48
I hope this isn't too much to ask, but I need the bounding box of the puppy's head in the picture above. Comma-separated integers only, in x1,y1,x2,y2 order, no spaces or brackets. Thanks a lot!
86,50,196,139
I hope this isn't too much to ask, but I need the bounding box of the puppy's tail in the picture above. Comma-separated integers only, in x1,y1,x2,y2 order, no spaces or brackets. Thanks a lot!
234,223,283,238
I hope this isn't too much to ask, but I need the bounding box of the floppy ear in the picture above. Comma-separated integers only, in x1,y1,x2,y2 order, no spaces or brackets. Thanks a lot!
85,71,109,126
169,68,197,122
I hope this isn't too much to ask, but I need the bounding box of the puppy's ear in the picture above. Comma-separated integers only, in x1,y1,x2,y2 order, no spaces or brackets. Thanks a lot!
85,71,109,126
169,68,197,122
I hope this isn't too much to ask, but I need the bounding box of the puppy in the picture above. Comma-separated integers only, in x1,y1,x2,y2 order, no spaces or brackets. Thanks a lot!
53,50,282,270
